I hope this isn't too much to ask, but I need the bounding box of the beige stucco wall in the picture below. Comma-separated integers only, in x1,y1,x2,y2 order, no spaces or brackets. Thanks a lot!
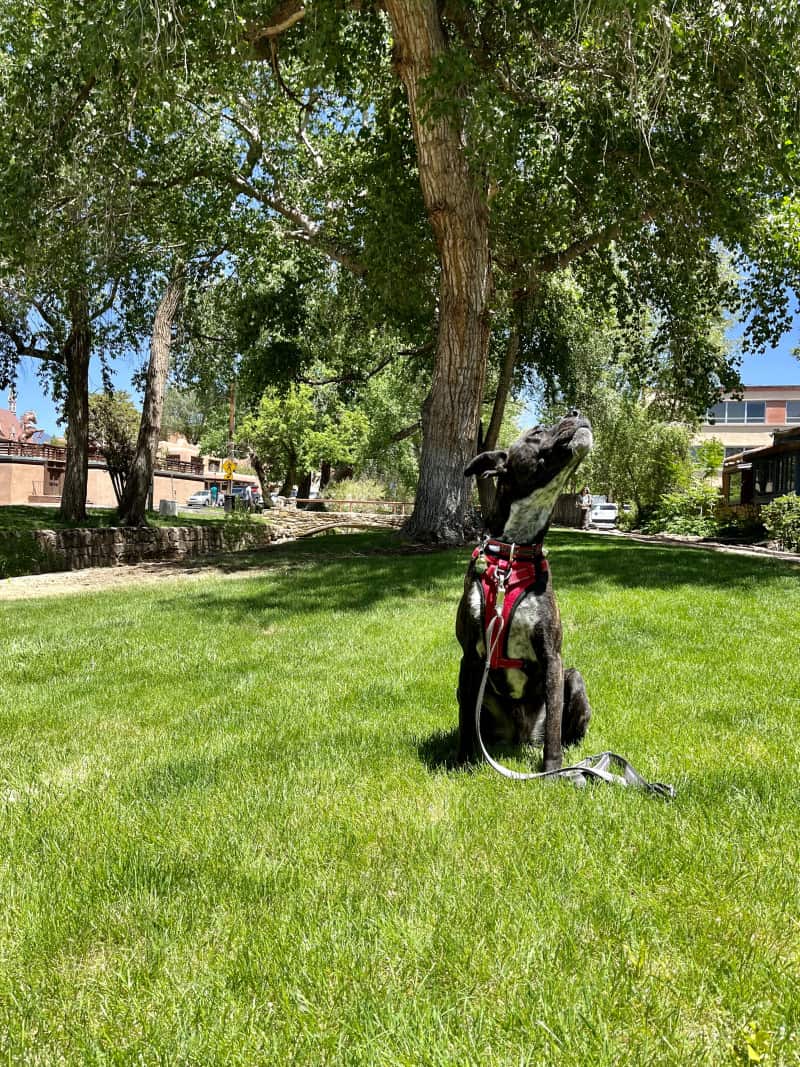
1,457,207,508
1,460,47,504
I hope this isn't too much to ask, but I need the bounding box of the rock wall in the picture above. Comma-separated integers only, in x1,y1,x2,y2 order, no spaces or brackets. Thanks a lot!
30,523,278,572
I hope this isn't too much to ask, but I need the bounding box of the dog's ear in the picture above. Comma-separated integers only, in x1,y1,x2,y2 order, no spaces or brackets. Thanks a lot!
464,450,508,479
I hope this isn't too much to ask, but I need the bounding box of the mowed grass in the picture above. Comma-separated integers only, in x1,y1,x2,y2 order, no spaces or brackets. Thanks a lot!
1,531,799,1065
0,504,238,533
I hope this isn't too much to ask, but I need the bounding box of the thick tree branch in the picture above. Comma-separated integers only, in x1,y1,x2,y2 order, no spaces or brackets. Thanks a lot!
523,210,654,292
247,2,306,48
300,351,400,386
389,421,422,443
0,325,60,362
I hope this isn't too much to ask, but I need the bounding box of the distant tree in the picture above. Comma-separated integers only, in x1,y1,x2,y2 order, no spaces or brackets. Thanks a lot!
88,391,141,506
161,386,212,445
576,385,693,520
117,264,186,526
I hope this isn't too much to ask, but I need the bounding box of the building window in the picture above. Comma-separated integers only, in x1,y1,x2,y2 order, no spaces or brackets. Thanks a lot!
707,400,766,424
787,401,800,424
758,455,798,497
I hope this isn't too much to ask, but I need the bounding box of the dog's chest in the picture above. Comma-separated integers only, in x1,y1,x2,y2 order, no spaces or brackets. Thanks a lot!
468,580,542,700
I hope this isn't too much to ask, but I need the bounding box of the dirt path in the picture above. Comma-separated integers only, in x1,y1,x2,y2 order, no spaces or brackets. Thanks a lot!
0,553,289,602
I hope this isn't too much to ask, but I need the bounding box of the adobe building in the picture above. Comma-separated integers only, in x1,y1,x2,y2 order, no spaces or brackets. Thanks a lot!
0,396,255,509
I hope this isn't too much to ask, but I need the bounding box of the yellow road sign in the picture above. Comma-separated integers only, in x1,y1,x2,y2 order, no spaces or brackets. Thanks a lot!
222,459,237,478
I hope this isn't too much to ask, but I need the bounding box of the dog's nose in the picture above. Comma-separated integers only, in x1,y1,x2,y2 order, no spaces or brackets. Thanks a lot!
567,408,580,418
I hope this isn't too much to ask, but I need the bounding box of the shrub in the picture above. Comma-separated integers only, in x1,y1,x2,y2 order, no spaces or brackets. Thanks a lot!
714,504,765,543
323,478,395,513
616,506,639,532
221,506,259,551
761,494,800,552
643,481,722,538
0,532,49,579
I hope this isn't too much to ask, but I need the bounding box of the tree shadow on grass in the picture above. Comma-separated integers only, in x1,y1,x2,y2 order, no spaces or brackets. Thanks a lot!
547,531,799,592
148,529,799,633
154,533,469,621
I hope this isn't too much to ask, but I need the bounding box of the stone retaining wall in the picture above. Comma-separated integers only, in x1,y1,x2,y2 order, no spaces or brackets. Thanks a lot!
29,523,278,572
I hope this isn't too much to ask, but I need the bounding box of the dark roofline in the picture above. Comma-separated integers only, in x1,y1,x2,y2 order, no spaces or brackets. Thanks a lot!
721,385,800,394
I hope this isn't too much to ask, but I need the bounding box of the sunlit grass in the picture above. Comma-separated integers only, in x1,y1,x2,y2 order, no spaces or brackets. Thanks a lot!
1,531,799,1064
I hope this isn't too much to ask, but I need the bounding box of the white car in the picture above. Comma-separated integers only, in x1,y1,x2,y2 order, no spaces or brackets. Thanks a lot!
187,490,212,507
590,502,619,527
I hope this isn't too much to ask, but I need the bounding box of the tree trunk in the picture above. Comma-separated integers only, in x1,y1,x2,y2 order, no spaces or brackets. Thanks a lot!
117,264,185,526
386,1,492,542
478,304,522,517
58,292,91,522
249,451,271,505
296,470,312,506
279,452,297,498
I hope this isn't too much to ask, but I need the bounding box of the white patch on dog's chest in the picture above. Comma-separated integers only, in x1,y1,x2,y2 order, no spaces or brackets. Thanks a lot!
505,592,541,661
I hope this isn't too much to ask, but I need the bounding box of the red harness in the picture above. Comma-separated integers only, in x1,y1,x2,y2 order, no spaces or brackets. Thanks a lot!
472,540,548,669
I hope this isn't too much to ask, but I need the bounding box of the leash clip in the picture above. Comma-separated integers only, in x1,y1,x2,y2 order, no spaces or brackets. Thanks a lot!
494,543,515,612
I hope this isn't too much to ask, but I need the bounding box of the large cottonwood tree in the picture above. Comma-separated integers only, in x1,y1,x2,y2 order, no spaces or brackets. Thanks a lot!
3,0,799,537
240,0,800,539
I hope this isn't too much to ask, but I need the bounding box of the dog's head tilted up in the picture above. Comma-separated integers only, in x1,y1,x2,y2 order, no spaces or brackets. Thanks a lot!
465,410,593,544
456,411,594,769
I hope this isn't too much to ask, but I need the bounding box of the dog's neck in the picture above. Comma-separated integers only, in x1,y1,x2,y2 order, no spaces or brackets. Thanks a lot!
499,468,574,545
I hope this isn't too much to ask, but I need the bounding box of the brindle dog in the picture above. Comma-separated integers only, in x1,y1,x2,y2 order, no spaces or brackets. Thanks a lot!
456,411,593,770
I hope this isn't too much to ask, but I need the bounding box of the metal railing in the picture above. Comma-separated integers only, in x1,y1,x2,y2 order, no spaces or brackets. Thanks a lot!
0,439,101,462
1,437,204,476
283,498,414,516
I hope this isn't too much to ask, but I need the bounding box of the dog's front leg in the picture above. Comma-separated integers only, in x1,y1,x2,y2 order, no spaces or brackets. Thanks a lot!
542,653,564,771
456,653,485,764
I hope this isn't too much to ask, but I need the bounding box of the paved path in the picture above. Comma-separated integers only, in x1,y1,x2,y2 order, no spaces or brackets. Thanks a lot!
582,525,800,565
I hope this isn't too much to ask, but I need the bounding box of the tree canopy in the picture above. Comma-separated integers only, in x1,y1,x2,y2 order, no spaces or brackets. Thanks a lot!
1,0,799,535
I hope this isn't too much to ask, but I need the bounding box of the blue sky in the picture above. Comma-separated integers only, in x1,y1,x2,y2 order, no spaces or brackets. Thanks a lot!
5,312,800,437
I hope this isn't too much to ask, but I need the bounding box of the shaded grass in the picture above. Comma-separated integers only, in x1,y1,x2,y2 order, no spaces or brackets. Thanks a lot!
1,532,799,1065
0,504,242,533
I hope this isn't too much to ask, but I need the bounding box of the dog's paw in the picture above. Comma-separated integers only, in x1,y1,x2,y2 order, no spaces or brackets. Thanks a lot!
543,757,563,773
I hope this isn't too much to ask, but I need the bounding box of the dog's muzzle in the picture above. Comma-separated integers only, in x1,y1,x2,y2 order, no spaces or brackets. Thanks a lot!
570,426,593,456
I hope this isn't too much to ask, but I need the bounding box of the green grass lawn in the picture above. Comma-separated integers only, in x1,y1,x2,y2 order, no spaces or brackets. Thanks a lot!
0,504,244,533
1,532,799,1065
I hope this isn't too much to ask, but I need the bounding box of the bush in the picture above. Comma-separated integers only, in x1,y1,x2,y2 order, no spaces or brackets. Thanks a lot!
761,494,800,552
643,481,722,538
617,506,639,532
221,505,260,551
323,478,396,513
714,504,765,543
0,532,49,579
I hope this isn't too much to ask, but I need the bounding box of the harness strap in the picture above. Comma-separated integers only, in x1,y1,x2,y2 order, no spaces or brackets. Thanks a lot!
474,541,546,669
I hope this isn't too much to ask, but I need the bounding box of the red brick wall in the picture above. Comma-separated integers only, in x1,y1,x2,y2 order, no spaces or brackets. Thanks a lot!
766,400,787,425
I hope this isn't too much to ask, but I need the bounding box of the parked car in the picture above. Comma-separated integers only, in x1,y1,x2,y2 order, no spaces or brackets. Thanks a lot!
187,489,212,507
590,501,619,527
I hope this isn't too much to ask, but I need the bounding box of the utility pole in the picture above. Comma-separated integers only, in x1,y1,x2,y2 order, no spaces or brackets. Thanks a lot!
227,379,236,499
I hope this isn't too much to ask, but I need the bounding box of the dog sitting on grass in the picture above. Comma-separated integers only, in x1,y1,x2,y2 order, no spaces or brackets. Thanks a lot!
456,411,593,770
